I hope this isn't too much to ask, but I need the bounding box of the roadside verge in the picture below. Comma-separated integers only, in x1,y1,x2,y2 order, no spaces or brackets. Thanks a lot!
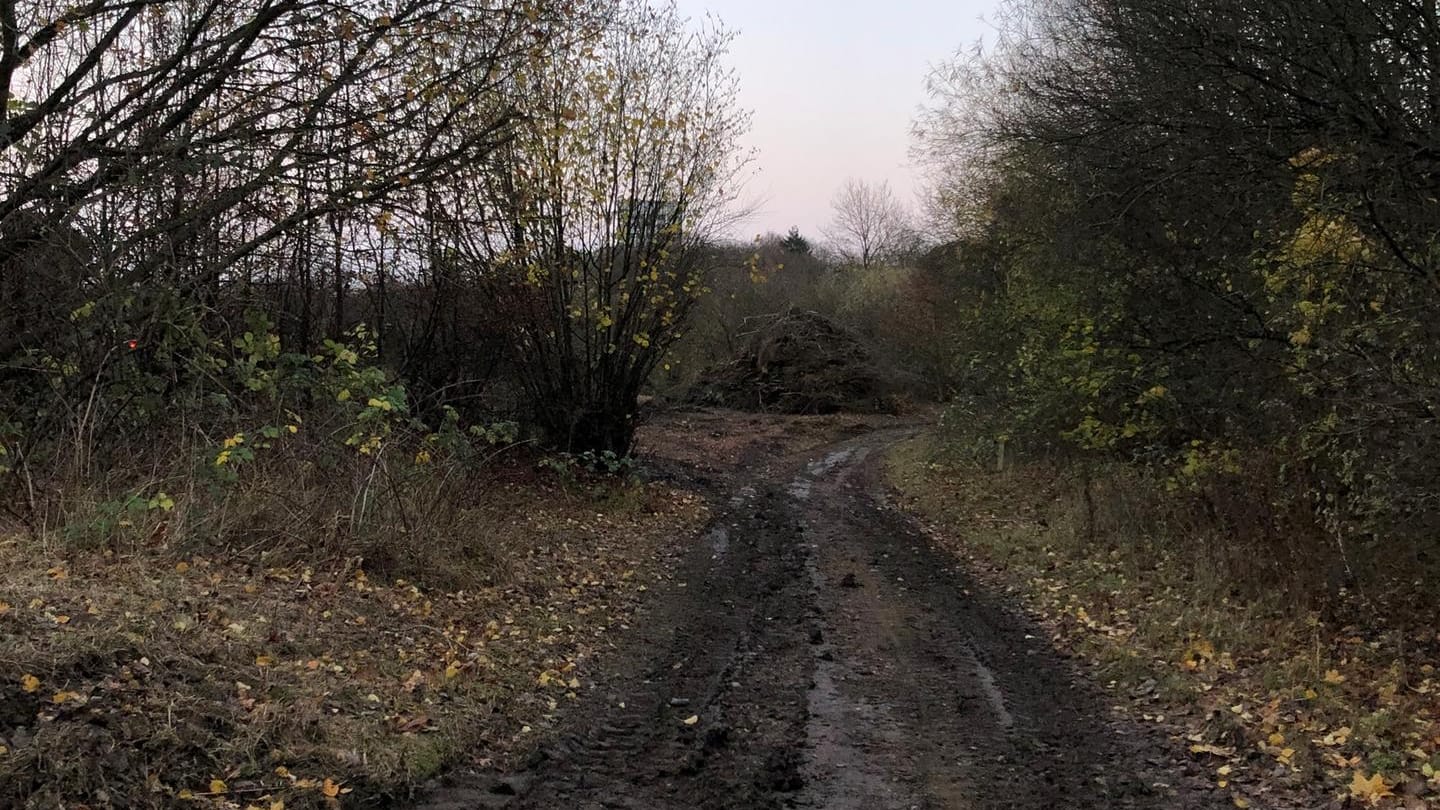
885,433,1440,810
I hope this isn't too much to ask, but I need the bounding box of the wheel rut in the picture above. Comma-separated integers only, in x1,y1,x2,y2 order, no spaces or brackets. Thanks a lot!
412,426,1219,810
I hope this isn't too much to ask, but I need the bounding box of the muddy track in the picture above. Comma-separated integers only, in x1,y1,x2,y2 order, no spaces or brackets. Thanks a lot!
414,427,1218,809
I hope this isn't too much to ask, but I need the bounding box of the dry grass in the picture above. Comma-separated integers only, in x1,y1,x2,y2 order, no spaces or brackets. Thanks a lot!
887,434,1440,809
0,456,707,809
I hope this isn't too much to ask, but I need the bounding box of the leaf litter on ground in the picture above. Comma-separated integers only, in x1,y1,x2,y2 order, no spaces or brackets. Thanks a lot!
0,473,707,809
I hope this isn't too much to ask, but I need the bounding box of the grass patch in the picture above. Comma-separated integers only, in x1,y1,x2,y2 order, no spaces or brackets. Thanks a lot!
887,433,1440,808
0,459,706,808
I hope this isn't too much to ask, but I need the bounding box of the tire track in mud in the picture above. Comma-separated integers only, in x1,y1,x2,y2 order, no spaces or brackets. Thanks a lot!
413,425,1219,810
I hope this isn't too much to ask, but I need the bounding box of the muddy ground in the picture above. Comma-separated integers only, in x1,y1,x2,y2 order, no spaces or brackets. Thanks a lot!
414,411,1220,809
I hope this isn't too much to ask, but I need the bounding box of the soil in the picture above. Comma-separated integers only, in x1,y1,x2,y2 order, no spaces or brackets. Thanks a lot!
412,411,1221,809
685,310,894,414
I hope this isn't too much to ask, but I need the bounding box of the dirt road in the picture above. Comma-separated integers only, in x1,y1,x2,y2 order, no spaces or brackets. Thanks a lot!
416,420,1217,809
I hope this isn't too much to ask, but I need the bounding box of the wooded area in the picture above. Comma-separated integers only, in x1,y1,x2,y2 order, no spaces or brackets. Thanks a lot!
0,0,747,504
916,0,1440,598
3,0,1440,807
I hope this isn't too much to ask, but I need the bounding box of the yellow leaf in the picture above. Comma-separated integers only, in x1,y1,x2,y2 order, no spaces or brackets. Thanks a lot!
444,661,462,680
0,600,11,615
1232,796,1250,808
210,778,228,795
175,561,190,574
1324,669,1346,684
255,655,274,667
1348,771,1392,805
1268,732,1285,746
177,789,195,800
47,566,67,580
20,674,39,693
51,691,82,704
53,614,70,625
322,778,341,798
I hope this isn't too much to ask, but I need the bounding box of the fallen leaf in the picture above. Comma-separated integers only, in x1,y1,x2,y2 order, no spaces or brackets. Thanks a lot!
1324,669,1347,684
394,714,430,734
1349,771,1393,806
21,674,39,693
321,778,341,798
682,715,699,726
210,778,228,795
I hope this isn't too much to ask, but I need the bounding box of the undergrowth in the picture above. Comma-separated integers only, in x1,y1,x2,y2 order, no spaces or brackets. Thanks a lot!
0,451,706,809
888,432,1440,809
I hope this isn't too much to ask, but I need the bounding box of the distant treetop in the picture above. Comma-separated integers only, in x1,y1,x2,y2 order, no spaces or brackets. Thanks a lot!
780,227,812,255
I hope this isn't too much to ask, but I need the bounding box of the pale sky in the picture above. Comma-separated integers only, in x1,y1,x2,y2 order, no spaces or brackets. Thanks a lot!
673,0,1001,241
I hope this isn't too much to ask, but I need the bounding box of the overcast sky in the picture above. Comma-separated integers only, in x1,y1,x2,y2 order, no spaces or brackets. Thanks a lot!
672,0,1001,242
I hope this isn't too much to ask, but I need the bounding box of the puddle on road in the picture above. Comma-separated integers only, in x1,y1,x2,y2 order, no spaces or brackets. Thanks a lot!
969,651,1015,729
805,448,854,477
707,526,730,558
789,447,871,501
729,484,756,507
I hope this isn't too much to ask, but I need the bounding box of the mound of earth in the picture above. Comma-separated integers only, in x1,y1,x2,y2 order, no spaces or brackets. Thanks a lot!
686,310,895,414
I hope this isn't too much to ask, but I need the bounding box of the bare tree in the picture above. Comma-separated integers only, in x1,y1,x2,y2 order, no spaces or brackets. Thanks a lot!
824,178,914,268
0,0,610,471
467,0,751,454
